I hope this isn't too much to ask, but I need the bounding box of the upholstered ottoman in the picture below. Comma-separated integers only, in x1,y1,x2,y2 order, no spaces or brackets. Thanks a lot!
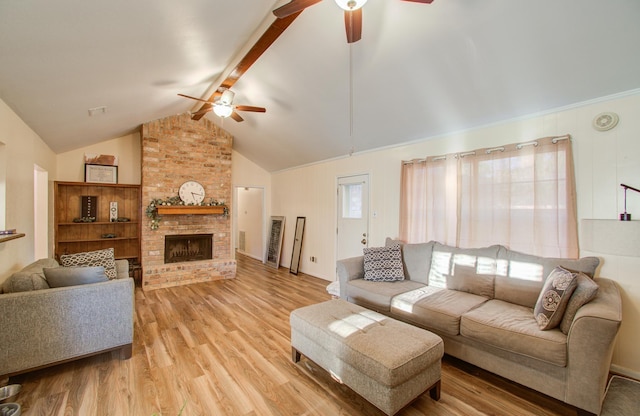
290,299,443,415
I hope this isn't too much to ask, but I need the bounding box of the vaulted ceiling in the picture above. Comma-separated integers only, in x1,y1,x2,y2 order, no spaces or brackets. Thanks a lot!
1,0,639,172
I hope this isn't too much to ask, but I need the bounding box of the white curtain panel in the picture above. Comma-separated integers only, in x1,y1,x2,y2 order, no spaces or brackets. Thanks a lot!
401,136,578,258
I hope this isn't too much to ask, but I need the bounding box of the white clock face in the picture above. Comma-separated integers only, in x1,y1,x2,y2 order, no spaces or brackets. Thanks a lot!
179,181,205,204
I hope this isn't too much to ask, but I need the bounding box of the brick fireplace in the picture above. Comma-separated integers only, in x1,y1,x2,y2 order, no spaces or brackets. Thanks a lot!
141,113,236,290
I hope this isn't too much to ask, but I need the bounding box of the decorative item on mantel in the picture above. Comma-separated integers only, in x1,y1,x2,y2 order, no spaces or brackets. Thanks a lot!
146,196,228,230
620,183,640,221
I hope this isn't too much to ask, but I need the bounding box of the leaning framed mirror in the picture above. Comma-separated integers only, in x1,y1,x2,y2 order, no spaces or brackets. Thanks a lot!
265,216,285,269
290,217,306,275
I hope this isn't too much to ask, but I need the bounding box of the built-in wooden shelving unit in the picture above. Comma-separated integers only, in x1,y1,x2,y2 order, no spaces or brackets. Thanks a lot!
54,181,141,263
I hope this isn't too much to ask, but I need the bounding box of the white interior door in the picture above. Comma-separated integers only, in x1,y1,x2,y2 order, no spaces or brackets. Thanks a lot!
337,174,369,261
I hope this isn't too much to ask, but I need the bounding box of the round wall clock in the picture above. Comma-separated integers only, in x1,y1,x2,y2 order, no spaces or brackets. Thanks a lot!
179,181,205,204
593,112,619,131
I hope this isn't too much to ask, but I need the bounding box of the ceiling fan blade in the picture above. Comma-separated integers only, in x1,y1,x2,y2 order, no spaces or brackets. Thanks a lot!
178,93,214,104
235,105,266,113
401,0,434,3
273,0,322,18
191,106,212,118
230,111,244,122
344,8,363,44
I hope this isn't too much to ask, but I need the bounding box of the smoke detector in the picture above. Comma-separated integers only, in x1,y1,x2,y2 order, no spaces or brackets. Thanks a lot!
592,112,619,131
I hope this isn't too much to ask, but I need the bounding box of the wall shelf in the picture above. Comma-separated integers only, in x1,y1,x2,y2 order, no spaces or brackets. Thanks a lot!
156,205,226,215
580,219,640,257
0,233,25,244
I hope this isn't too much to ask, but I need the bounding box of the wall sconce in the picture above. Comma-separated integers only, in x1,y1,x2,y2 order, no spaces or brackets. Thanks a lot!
620,183,640,221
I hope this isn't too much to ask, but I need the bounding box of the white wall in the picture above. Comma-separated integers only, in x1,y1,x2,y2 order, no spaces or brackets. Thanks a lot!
231,150,272,261
56,132,141,184
0,99,57,284
236,187,264,260
271,90,640,376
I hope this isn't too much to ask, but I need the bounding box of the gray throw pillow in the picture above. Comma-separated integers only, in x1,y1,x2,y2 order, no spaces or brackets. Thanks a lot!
534,266,578,330
363,244,405,282
43,266,109,288
60,248,117,279
559,274,599,334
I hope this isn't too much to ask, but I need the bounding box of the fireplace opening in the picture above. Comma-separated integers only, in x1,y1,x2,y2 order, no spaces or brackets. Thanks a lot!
165,234,213,264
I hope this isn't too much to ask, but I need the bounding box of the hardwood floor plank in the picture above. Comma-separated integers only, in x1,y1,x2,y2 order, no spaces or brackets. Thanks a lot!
7,253,580,415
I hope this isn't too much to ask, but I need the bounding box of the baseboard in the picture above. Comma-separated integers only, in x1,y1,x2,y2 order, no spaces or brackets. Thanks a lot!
610,364,640,381
236,250,263,262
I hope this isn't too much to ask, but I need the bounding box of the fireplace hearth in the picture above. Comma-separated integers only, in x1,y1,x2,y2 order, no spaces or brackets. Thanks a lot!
165,234,213,264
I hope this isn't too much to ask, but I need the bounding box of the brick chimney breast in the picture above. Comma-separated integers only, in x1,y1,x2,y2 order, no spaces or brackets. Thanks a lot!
141,113,236,290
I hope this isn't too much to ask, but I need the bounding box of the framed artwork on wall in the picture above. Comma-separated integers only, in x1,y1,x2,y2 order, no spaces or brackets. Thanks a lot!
85,164,118,184
265,216,285,269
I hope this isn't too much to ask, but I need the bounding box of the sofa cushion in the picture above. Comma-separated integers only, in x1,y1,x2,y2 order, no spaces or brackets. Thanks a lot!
428,243,500,298
346,279,425,312
460,299,568,366
534,266,578,330
399,241,435,284
43,266,109,288
363,244,405,282
391,287,489,336
1,258,57,293
60,248,117,280
494,246,600,308
559,273,599,334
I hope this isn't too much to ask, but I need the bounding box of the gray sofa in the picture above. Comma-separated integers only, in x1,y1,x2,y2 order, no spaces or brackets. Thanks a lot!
0,258,134,378
337,240,622,415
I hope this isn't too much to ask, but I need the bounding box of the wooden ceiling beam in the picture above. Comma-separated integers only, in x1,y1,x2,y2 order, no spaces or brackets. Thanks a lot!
192,11,302,121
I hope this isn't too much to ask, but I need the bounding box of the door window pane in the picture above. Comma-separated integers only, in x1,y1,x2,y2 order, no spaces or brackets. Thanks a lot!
342,184,362,219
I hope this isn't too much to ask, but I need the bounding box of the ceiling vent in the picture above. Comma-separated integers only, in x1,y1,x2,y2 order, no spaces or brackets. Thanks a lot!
88,106,107,116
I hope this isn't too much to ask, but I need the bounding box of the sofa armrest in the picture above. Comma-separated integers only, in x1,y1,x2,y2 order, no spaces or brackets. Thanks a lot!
0,278,134,377
115,259,129,279
565,277,622,414
337,256,364,298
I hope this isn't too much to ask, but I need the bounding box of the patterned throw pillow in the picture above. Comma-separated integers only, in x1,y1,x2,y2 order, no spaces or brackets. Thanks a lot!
534,266,578,330
60,248,117,280
363,244,405,282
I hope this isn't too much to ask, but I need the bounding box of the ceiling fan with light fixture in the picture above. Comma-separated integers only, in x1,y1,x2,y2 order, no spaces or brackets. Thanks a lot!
179,89,266,122
273,0,434,43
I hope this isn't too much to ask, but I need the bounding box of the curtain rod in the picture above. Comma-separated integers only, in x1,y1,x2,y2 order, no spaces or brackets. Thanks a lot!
402,134,571,164
402,158,426,165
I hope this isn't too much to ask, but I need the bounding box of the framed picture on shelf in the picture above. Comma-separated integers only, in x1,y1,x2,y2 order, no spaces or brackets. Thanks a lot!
84,164,118,184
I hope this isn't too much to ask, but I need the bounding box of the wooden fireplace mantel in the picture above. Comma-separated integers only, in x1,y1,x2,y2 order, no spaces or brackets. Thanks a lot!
156,205,226,215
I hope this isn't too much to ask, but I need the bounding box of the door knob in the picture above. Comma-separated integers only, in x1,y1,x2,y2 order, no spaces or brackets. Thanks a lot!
361,238,367,245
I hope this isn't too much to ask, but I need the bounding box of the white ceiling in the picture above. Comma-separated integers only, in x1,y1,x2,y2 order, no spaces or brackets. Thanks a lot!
1,0,639,172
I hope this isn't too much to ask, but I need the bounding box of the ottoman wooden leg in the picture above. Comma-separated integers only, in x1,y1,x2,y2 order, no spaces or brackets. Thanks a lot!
292,347,301,363
429,380,441,401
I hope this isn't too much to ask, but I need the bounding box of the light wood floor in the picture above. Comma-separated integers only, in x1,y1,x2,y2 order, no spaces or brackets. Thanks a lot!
8,253,579,416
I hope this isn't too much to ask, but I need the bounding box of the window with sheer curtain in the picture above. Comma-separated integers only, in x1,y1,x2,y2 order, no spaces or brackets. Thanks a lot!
400,136,578,258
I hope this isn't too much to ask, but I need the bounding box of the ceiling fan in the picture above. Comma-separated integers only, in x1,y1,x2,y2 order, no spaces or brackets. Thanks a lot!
179,89,266,122
273,0,434,43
